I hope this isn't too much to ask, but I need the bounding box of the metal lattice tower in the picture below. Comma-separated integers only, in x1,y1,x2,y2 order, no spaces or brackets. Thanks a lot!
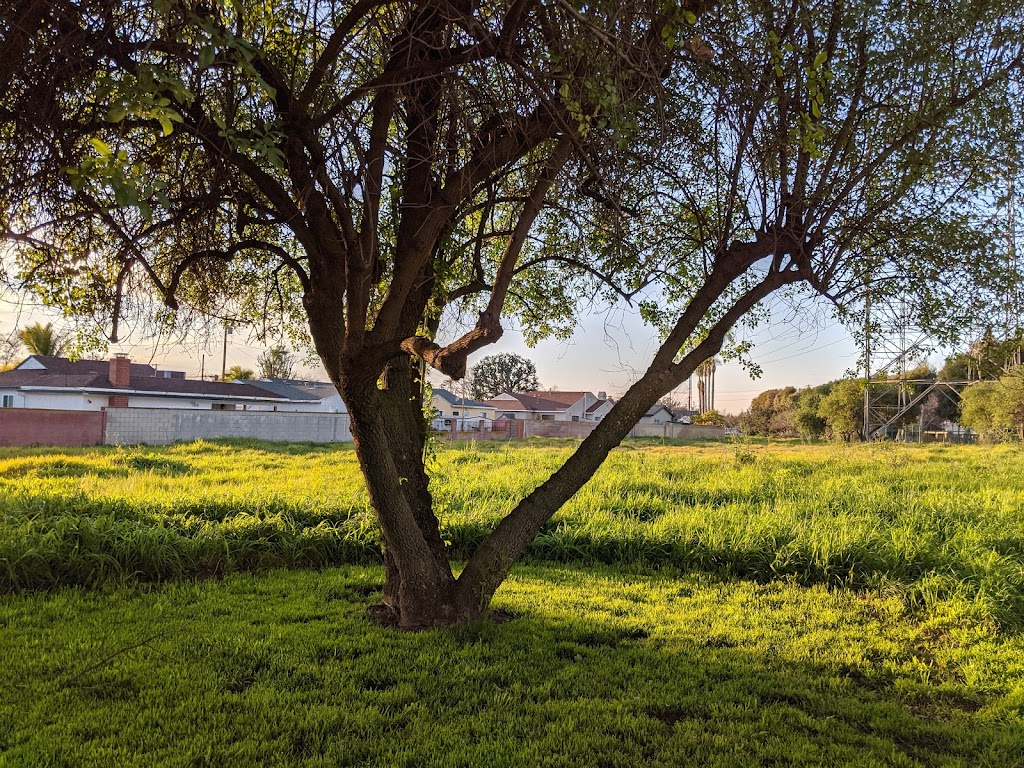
862,173,1022,440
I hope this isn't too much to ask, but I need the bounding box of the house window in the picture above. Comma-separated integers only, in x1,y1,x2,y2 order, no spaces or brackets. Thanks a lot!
452,410,459,415
572,416,580,422
1,395,13,408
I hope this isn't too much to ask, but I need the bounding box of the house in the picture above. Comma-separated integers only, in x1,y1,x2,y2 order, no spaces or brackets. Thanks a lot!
638,403,674,425
486,390,606,421
431,388,496,429
248,379,346,413
0,355,304,411
587,396,614,421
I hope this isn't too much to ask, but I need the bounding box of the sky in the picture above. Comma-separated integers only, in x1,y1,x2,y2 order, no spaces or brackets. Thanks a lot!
0,285,865,414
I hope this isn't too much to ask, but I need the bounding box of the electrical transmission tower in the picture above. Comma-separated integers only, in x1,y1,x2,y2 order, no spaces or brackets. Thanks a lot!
862,173,1021,440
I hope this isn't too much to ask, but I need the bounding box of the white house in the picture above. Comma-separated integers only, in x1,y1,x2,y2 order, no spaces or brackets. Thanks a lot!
486,391,608,421
638,403,674,424
0,355,305,411
431,388,496,430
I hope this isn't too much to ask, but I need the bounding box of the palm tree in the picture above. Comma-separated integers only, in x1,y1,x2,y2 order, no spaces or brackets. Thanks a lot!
696,358,716,413
18,322,65,357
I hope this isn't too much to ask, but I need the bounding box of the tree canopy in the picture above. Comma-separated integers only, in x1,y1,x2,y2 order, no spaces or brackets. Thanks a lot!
2,0,1022,627
468,353,539,400
257,344,296,380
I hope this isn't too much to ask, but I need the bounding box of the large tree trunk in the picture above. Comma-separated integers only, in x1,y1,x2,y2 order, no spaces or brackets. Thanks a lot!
342,356,481,628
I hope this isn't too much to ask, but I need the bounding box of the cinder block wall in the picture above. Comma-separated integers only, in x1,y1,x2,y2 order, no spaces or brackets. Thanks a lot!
522,421,599,438
0,409,106,446
628,423,726,440
103,408,353,445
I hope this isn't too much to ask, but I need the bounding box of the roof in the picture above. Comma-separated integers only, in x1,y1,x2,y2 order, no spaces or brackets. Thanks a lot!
519,390,592,407
123,378,286,399
433,388,494,410
0,361,293,402
485,392,576,412
644,403,673,417
250,379,333,401
17,355,159,378
0,371,108,389
587,399,612,413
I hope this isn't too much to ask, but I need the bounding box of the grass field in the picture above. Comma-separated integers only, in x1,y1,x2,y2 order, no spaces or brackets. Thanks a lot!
2,439,1024,765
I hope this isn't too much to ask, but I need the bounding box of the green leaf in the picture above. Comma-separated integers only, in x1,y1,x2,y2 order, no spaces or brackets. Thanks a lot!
104,104,127,123
157,115,174,136
89,138,112,157
199,45,215,69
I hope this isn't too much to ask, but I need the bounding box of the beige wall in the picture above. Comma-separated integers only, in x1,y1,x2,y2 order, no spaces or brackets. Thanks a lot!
104,408,352,445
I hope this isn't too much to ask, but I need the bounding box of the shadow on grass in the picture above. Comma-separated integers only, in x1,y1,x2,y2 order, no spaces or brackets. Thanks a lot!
1,565,1021,767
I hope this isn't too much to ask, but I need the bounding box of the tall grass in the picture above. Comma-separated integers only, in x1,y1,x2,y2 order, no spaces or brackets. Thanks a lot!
2,439,1023,622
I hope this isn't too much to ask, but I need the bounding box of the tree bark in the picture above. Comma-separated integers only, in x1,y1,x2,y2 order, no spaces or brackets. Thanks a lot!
342,364,461,629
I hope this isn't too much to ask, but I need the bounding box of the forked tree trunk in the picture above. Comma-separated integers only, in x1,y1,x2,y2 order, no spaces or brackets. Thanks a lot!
343,354,684,628
329,258,800,629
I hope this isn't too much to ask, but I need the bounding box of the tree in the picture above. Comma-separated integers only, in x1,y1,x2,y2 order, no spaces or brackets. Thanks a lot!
467,353,539,401
257,345,295,380
18,322,66,357
695,358,716,413
0,332,18,370
793,390,826,440
960,369,1024,440
693,409,725,426
818,380,865,441
740,386,797,436
2,0,1021,627
223,365,254,381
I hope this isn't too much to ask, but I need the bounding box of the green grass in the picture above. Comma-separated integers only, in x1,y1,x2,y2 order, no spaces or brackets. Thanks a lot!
1,564,1022,767
3,439,1024,624
3,440,1024,765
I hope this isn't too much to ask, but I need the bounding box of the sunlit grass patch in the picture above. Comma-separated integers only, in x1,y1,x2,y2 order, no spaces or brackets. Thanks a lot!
2,440,1024,627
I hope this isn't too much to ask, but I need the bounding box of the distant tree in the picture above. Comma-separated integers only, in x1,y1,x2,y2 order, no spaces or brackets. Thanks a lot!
960,370,1024,440
257,345,295,380
223,365,254,381
18,322,65,357
740,386,798,436
468,354,539,401
0,333,17,370
818,380,865,441
693,409,725,426
793,390,827,440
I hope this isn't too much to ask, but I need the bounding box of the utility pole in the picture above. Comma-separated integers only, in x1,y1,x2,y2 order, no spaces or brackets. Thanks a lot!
221,323,232,379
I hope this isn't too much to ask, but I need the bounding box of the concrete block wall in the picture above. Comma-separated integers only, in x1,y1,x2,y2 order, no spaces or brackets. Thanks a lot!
628,423,726,440
104,408,353,445
522,421,599,439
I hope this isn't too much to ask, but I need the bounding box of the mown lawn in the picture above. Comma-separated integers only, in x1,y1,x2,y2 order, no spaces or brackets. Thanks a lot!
2,439,1024,765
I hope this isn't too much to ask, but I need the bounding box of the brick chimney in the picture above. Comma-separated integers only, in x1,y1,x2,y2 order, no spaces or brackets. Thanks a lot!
109,354,132,386
107,355,131,407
